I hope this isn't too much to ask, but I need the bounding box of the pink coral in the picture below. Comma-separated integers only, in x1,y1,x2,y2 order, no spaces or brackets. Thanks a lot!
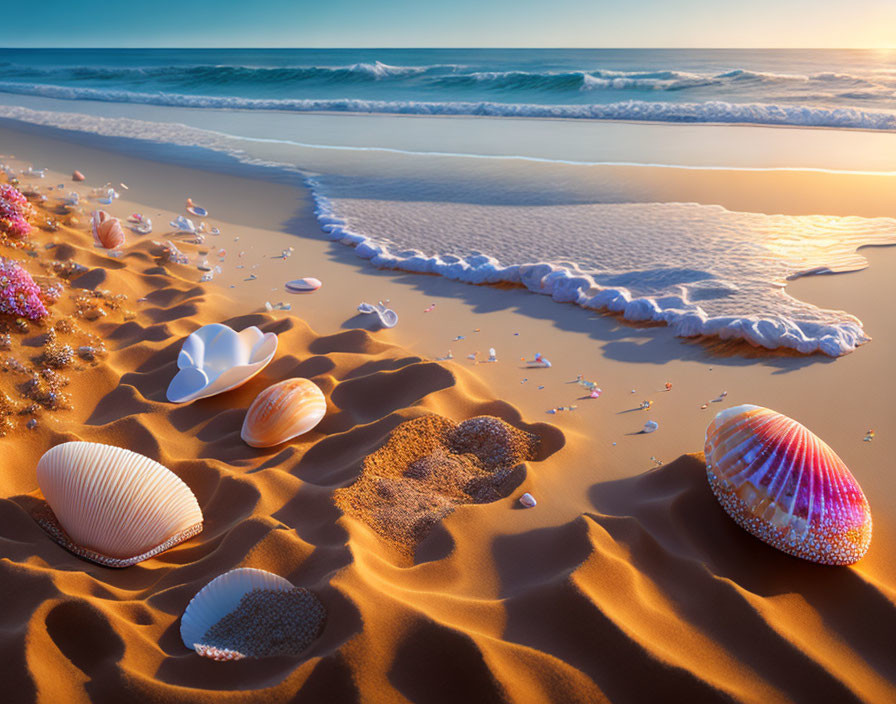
0,184,34,238
0,258,48,320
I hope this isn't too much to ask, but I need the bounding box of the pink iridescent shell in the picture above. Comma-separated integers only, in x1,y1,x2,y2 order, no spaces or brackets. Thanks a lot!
241,378,326,448
705,405,871,565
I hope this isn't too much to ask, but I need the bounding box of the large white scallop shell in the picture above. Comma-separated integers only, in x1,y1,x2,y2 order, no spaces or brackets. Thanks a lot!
34,441,203,567
181,568,326,660
705,404,872,565
167,323,278,403
241,378,327,448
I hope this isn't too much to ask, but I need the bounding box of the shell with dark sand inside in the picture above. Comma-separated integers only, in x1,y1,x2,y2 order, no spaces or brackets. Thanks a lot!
181,567,326,660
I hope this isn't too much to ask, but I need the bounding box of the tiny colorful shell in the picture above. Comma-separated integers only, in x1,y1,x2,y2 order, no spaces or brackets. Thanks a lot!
705,405,871,565
34,441,203,567
241,377,326,447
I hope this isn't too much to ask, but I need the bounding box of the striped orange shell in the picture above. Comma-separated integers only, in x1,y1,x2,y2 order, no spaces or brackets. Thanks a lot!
241,378,326,448
705,404,871,565
90,210,125,249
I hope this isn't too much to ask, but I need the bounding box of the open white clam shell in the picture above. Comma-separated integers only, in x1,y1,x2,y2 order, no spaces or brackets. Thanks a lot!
167,323,278,403
358,301,398,329
181,567,314,660
34,441,203,567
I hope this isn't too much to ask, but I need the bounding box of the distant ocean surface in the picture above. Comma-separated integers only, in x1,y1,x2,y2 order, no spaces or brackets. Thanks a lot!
0,48,895,127
0,49,895,355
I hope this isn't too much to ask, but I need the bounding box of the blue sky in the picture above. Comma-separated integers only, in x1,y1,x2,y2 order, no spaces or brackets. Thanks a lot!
2,0,894,48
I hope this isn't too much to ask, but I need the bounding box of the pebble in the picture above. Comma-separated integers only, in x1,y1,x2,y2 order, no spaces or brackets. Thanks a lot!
643,420,659,433
519,492,537,508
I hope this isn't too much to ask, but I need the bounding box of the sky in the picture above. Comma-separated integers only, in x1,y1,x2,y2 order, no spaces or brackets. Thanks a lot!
1,0,894,48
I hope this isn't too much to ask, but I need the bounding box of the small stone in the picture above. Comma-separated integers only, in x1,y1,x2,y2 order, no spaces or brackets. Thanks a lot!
519,492,537,508
643,420,659,433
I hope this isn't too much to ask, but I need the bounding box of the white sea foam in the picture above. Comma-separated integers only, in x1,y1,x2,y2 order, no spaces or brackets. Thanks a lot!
1,103,893,356
309,185,896,356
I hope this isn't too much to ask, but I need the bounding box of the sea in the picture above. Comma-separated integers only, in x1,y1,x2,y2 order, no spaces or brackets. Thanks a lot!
0,48,894,355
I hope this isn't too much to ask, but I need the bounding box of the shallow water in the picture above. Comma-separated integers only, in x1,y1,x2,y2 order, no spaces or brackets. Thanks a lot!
1,47,895,355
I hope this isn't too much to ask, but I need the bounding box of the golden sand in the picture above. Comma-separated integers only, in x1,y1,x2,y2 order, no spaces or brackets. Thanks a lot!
0,131,893,703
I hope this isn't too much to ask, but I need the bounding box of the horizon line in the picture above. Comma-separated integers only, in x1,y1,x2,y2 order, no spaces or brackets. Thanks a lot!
0,46,892,51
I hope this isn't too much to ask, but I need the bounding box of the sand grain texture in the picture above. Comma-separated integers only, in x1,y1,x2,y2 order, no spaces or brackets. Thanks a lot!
0,154,893,704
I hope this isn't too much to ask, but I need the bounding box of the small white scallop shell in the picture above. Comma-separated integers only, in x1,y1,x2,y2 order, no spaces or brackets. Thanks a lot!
167,323,278,403
241,378,327,448
181,568,326,660
34,441,203,567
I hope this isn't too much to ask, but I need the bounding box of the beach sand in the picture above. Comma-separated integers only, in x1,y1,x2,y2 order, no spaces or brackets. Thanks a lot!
1,121,894,703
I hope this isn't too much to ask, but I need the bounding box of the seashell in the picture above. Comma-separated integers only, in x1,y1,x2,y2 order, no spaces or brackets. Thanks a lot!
643,420,659,433
241,377,326,447
185,198,208,218
33,441,203,567
170,215,196,233
357,300,397,328
705,404,871,565
72,170,85,182
167,323,278,403
90,210,125,249
285,277,322,293
180,568,326,660
519,492,537,508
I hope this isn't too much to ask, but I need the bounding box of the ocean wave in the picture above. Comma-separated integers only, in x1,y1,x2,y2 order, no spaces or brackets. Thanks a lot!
1,62,893,95
1,80,895,130
0,60,459,85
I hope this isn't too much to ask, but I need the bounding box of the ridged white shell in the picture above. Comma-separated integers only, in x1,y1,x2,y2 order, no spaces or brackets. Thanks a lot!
241,378,326,448
705,404,872,565
167,323,278,403
35,441,203,567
